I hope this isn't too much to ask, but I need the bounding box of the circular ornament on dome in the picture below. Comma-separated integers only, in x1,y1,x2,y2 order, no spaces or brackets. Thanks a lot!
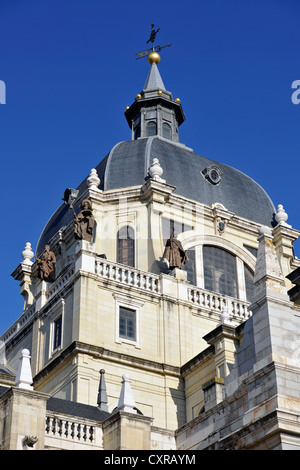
203,165,223,185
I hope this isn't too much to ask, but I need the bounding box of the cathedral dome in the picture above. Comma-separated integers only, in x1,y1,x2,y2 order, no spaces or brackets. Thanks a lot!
100,136,275,226
36,135,275,256
36,58,276,256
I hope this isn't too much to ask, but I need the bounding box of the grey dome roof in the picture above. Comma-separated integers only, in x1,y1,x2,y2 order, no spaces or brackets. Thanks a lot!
36,136,275,256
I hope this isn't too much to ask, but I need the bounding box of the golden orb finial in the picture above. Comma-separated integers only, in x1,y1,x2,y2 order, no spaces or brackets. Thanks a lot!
175,98,181,103
147,51,161,64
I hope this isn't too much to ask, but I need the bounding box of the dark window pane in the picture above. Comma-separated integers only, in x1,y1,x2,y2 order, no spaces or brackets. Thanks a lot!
244,264,255,303
183,248,196,285
119,307,136,341
244,244,258,258
146,121,157,136
162,122,171,140
117,226,135,267
53,316,62,350
162,218,193,246
203,246,238,298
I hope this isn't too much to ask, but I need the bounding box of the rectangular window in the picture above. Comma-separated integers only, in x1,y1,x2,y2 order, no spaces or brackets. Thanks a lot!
119,307,136,341
53,316,62,351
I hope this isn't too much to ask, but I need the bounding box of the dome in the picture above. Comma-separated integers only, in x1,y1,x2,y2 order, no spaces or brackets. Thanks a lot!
36,59,276,256
36,136,275,256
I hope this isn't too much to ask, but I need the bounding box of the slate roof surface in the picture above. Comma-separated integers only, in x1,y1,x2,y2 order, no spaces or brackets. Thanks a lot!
143,62,166,91
47,396,110,422
0,385,110,422
36,136,275,256
0,385,8,396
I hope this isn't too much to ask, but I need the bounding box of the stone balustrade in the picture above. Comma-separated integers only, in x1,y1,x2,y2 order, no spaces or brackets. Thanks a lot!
45,413,103,450
95,258,161,294
188,286,251,321
1,257,251,346
0,303,36,343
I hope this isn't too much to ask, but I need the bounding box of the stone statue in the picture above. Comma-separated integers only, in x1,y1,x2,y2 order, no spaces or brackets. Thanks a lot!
74,199,95,242
36,245,56,281
163,231,188,270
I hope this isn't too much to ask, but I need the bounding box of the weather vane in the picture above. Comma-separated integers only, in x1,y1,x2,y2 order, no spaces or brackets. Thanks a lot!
136,24,171,60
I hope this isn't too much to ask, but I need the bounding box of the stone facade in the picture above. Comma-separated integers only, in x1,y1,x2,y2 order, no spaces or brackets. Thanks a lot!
1,52,300,451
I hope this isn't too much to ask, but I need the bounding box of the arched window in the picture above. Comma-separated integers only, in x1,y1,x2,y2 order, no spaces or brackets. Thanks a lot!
203,245,238,298
146,121,157,137
183,248,196,285
162,122,172,140
117,226,135,267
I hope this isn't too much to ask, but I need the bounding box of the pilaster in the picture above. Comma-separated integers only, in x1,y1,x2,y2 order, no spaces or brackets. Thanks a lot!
0,387,49,450
272,223,300,289
102,411,153,450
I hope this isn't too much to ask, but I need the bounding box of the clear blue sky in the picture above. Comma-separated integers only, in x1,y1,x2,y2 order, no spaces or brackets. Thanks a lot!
0,0,300,333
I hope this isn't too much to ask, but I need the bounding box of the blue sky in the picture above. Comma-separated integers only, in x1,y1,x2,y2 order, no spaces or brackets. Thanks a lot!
0,0,300,333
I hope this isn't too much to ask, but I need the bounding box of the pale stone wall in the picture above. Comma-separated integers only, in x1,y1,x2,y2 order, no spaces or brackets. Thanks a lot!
0,387,48,450
1,181,299,440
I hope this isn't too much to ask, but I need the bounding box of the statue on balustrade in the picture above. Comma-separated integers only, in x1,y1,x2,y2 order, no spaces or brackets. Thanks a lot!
74,199,95,243
36,245,56,282
163,231,188,270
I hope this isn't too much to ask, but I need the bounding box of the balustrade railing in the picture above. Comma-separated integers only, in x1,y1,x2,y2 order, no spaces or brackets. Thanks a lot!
0,303,36,343
95,258,160,294
47,265,75,299
188,286,251,321
45,414,103,450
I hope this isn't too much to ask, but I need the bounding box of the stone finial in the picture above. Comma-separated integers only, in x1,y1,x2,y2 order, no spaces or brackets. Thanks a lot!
21,242,34,266
275,204,291,227
219,305,235,327
220,305,230,324
87,168,100,191
116,373,137,414
15,348,33,390
149,158,166,183
97,369,109,412
258,225,273,238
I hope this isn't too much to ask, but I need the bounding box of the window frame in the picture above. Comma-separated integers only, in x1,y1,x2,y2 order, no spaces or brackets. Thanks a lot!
177,234,256,302
117,225,135,267
146,121,157,137
113,293,144,349
203,245,239,298
119,306,136,342
48,298,65,358
53,315,62,351
162,122,172,140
